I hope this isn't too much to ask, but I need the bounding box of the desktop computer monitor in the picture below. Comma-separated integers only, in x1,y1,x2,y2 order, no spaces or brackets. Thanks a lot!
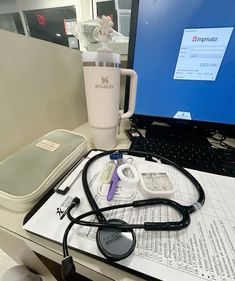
125,0,235,137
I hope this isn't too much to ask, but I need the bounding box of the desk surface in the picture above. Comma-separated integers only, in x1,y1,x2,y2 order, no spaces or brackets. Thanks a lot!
1,121,235,281
0,121,144,281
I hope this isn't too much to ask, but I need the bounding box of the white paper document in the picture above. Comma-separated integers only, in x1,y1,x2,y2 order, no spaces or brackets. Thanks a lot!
23,151,235,281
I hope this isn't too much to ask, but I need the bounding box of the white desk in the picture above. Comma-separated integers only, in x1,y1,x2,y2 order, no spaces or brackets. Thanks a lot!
0,121,145,281
1,121,235,281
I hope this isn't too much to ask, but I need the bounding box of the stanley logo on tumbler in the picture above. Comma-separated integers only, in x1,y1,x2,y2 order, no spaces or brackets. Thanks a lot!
95,76,114,89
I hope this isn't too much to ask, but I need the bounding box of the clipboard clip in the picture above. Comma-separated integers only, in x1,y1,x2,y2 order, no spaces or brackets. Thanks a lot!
56,196,80,220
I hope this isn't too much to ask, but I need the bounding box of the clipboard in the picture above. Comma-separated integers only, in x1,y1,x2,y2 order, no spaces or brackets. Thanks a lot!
23,149,156,280
23,150,235,281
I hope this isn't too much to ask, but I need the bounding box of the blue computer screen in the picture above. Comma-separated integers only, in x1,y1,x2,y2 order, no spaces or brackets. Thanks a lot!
132,0,235,125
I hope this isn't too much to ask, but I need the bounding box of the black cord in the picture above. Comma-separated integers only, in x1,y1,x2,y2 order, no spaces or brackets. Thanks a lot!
62,149,205,277
66,197,190,230
208,129,235,150
82,149,205,216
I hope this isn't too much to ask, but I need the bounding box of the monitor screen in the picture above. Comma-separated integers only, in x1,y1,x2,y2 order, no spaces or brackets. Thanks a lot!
126,0,235,135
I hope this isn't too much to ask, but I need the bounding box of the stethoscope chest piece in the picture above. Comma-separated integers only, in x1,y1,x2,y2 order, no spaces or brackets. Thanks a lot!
96,219,136,261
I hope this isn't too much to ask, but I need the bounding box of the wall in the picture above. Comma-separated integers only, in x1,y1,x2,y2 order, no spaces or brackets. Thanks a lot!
0,0,18,14
80,0,92,20
0,29,87,160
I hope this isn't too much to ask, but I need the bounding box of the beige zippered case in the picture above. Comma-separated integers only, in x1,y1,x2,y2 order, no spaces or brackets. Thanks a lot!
0,129,87,212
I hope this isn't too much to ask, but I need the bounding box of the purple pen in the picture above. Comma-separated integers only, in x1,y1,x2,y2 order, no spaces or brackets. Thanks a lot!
107,151,123,201
107,165,119,201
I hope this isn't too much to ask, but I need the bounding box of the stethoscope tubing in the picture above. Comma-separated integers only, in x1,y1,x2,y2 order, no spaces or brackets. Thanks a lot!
67,198,191,230
63,197,191,257
82,149,205,217
63,149,205,258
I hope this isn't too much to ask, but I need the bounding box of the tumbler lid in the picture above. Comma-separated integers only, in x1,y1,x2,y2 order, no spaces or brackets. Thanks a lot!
82,51,120,64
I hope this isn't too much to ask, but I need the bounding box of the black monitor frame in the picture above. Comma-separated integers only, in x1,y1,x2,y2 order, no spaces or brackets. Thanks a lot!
125,0,235,138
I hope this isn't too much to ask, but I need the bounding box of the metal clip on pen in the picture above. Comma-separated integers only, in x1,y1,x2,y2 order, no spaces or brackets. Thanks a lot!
107,151,123,201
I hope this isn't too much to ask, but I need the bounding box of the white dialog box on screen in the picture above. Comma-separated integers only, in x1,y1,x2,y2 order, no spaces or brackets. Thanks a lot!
174,27,233,81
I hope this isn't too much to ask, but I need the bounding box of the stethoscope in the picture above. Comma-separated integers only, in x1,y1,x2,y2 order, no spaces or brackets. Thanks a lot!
61,149,205,280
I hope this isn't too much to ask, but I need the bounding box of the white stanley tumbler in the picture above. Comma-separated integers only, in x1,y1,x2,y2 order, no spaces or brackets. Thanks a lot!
82,50,137,150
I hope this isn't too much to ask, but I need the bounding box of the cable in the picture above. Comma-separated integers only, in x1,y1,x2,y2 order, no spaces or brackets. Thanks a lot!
82,149,205,215
66,198,190,230
208,129,235,150
61,149,206,280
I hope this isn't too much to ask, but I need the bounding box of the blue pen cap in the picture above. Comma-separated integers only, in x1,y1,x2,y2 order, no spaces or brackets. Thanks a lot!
110,151,123,160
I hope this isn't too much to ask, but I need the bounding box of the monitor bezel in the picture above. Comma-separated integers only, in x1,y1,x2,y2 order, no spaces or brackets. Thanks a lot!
124,0,235,137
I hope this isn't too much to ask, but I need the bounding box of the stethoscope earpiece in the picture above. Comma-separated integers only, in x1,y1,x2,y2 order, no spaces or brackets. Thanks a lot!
96,219,136,261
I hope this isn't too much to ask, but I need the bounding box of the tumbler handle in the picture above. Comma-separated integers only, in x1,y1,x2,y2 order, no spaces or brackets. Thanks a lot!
119,69,138,119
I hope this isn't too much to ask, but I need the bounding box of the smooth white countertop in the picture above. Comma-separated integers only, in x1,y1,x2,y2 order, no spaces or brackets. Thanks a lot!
0,121,146,281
